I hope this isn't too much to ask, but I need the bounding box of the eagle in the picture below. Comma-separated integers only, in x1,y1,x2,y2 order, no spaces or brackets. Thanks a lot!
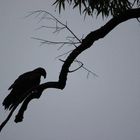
2,67,46,110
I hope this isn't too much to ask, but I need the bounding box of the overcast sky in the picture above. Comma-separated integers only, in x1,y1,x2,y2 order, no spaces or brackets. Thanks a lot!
0,1,140,140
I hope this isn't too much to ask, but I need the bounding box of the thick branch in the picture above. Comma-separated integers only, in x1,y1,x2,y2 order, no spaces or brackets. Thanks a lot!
16,7,140,123
1,7,139,134
40,8,140,91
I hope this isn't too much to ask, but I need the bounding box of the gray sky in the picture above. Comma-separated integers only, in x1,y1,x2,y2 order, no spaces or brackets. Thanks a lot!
0,0,140,140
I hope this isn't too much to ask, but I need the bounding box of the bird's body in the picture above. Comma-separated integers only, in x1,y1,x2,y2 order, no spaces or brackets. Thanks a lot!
2,67,46,110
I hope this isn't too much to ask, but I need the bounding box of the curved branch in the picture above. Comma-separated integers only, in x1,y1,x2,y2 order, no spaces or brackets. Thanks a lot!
59,59,84,73
15,8,140,119
39,8,140,91
20,7,140,116
1,8,139,132
68,60,83,73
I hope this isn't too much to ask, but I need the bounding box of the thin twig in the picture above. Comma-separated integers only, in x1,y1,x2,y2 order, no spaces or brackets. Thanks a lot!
75,59,98,78
28,10,81,43
31,37,80,46
55,49,74,59
68,60,84,73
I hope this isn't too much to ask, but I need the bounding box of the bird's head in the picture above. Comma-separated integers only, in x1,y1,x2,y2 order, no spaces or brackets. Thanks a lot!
34,67,47,79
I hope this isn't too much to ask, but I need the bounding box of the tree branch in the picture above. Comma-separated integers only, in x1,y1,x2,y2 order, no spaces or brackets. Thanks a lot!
39,8,140,91
1,8,140,133
18,7,140,122
28,10,81,43
17,7,140,121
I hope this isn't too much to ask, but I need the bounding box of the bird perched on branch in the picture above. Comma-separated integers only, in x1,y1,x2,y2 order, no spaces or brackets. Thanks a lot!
2,67,46,110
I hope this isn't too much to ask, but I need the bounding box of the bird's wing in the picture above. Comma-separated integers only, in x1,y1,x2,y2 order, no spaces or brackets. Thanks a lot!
3,71,41,110
8,71,33,90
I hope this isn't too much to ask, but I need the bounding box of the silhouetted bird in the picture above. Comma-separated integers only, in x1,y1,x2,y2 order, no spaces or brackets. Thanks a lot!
2,67,46,110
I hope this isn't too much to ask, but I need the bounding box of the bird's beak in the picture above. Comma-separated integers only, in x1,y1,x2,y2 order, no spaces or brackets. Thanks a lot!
43,72,47,79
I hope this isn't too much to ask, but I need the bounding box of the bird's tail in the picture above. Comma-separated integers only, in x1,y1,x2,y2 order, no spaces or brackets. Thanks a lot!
2,91,17,110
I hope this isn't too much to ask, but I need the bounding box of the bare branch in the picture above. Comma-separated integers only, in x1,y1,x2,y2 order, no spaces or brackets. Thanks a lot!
82,65,98,78
28,10,82,43
1,7,140,133
75,59,98,78
35,25,65,33
59,59,85,73
34,8,140,92
68,60,84,73
31,37,80,46
55,49,74,59
14,7,140,127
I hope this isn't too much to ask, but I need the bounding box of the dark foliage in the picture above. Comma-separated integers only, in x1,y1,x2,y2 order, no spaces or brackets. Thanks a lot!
53,0,140,17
